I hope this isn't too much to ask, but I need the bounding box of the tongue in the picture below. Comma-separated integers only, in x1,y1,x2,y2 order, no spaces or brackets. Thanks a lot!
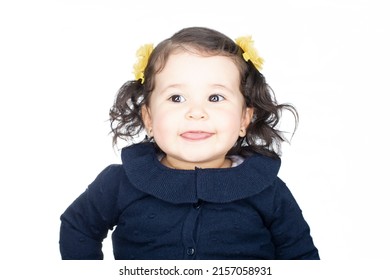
181,132,213,140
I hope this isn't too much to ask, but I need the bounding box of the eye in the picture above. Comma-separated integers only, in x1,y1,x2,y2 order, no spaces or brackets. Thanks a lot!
208,94,225,102
169,95,186,103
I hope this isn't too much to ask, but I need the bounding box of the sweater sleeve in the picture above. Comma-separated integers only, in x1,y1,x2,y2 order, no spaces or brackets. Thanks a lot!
269,179,320,260
59,165,123,260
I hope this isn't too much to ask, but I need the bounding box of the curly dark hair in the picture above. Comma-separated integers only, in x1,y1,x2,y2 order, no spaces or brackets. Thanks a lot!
109,27,298,158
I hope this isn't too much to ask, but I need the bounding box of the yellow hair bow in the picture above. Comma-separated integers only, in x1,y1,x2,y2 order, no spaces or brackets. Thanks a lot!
133,43,154,84
235,36,264,70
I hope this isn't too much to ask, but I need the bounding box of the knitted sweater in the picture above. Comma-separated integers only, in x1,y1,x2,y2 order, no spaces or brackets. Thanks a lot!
60,142,319,259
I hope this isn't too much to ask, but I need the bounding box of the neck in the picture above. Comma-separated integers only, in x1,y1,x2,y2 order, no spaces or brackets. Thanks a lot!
161,156,232,170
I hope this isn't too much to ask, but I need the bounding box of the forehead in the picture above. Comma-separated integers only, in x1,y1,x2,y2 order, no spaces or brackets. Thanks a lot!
155,51,241,85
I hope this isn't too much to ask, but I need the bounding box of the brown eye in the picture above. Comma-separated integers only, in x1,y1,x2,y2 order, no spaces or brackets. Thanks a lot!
169,95,186,103
209,94,225,102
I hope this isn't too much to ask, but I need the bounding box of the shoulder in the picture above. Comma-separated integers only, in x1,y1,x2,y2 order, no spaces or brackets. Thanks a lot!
245,177,295,211
121,142,156,160
87,164,133,199
254,177,296,205
86,164,147,211
92,164,127,187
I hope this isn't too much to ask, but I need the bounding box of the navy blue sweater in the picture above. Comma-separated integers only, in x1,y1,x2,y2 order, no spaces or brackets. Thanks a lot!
60,143,319,260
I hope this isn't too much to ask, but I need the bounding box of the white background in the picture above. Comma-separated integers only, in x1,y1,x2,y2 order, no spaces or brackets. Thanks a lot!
1,0,389,276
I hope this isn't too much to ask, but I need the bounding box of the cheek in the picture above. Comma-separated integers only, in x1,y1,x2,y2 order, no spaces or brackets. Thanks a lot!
151,112,182,151
214,109,244,131
150,110,178,135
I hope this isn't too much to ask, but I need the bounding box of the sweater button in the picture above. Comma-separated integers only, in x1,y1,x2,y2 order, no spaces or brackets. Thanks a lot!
186,247,195,256
193,201,202,209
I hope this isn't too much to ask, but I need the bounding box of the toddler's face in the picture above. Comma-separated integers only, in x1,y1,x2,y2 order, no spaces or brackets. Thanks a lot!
142,51,253,169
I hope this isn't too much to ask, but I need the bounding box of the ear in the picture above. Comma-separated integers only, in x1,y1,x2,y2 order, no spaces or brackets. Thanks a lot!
141,105,153,136
239,107,254,137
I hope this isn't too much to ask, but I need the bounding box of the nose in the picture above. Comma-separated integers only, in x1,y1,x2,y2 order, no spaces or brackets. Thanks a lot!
185,104,208,120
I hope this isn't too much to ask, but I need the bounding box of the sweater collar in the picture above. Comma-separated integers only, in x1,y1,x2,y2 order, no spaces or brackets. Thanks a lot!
121,142,281,204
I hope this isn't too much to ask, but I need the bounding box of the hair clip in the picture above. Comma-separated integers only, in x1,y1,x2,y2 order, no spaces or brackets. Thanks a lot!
235,36,264,70
133,44,154,84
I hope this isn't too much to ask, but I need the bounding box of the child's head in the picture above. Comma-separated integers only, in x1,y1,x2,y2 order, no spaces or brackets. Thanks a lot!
110,27,297,166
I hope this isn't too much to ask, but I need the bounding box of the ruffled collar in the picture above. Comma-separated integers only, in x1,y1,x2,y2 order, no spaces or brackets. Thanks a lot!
121,143,281,204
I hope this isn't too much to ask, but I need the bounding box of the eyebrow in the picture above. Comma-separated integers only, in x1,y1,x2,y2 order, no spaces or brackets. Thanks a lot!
155,84,184,97
165,83,234,90
161,84,184,91
211,83,235,91
207,84,238,96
